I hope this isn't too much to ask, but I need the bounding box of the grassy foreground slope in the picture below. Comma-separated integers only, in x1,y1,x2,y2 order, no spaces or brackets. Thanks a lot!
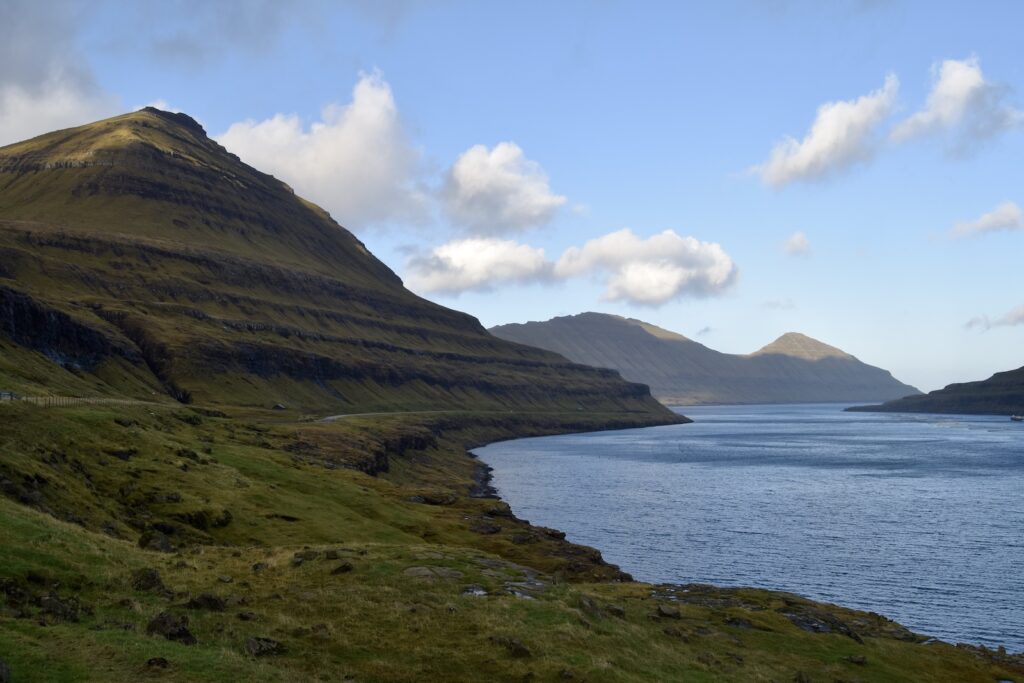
1,402,1021,682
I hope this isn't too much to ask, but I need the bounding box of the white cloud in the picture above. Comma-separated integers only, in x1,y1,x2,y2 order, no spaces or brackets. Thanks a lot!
405,238,550,295
0,77,119,146
217,72,428,230
754,75,898,187
784,231,810,255
951,201,1022,238
442,142,566,235
891,57,1024,149
0,1,120,146
965,304,1024,331
554,229,737,305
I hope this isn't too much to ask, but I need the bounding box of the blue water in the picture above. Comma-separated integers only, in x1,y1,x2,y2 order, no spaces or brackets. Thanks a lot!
474,404,1024,652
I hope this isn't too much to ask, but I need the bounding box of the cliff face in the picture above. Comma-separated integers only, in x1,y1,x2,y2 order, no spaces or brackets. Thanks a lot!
490,313,920,405
849,366,1024,416
0,109,674,419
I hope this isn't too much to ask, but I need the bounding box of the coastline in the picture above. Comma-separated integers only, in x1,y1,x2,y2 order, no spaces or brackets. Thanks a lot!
467,410,1024,662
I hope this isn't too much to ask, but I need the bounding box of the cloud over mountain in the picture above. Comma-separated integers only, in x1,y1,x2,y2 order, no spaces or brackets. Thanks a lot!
442,142,566,235
404,238,551,295
218,72,429,230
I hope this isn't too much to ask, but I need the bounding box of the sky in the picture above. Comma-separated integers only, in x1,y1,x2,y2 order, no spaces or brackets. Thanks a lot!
2,0,1022,392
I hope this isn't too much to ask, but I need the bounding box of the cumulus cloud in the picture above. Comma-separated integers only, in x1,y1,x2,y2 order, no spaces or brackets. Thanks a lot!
950,201,1022,238
217,72,428,230
965,304,1024,331
0,0,119,146
442,142,567,235
784,231,810,255
891,56,1024,150
554,229,737,305
754,75,898,187
404,238,550,295
406,228,737,305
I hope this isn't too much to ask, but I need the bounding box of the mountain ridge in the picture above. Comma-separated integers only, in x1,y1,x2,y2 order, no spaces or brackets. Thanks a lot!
0,109,676,419
490,312,919,405
849,365,1024,415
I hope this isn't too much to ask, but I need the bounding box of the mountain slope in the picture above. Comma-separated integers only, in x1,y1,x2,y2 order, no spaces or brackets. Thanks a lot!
849,365,1024,415
490,313,919,404
0,109,674,419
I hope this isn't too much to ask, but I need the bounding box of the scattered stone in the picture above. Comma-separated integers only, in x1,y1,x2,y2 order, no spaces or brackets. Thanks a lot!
245,637,286,657
39,594,80,622
251,562,269,573
432,567,464,579
404,566,435,579
138,530,175,553
0,658,9,683
237,611,258,621
330,562,354,575
470,521,502,535
462,585,488,597
272,403,286,411
130,568,165,592
146,612,196,645
293,550,320,561
578,595,603,619
146,657,169,669
792,671,812,683
606,604,626,619
492,636,532,658
184,593,227,611
844,654,868,666
559,669,575,680
217,575,233,583
725,616,754,630
656,604,681,619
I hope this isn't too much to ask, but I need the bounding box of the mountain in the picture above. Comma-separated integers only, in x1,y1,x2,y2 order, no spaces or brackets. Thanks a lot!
490,313,919,404
0,109,674,419
849,365,1024,415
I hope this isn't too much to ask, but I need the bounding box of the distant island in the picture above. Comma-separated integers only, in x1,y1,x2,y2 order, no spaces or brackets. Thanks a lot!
490,312,920,405
849,365,1024,416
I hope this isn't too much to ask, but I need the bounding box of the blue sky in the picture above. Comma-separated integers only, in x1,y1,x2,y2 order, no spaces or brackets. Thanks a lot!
3,1,1022,391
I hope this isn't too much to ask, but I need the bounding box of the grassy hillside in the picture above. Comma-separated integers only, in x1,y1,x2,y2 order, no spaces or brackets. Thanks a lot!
491,313,920,405
849,365,1024,416
0,109,672,417
1,402,1021,682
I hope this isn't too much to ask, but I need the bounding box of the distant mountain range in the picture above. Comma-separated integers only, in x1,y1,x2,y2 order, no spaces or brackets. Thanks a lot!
490,313,920,405
850,365,1024,416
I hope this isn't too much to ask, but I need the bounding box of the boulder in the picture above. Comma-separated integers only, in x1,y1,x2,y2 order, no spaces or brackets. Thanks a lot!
184,593,227,611
130,568,165,592
146,612,196,645
245,637,286,657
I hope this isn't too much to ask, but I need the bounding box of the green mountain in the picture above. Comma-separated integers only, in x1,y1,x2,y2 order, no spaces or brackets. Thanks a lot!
490,313,919,405
850,365,1024,415
0,108,670,418
0,112,1018,682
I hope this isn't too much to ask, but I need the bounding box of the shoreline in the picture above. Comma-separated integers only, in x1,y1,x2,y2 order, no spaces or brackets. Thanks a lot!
468,413,1024,658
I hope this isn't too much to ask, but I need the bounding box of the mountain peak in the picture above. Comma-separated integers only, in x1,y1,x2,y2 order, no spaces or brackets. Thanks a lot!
752,332,853,361
137,107,207,135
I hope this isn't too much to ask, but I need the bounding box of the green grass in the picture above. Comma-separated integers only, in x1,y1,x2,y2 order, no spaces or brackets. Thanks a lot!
1,403,1021,682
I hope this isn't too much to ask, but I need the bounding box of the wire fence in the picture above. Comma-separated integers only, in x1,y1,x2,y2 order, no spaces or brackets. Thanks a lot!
0,393,150,408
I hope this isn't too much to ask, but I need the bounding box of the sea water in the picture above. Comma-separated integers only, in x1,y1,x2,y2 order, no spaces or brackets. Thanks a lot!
474,404,1024,651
